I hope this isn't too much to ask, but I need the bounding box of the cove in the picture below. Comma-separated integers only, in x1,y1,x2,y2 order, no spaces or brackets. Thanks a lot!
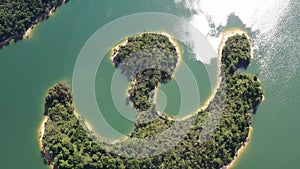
93,40,217,139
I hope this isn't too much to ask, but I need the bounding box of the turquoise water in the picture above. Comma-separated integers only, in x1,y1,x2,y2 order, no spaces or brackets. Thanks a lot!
0,0,299,168
93,42,215,139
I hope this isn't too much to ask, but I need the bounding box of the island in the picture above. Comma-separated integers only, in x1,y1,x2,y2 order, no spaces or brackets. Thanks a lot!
39,31,263,169
0,0,67,48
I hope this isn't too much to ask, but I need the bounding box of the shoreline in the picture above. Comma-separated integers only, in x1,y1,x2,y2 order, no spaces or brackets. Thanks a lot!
74,109,131,145
38,30,262,166
170,29,250,121
218,29,262,168
82,30,261,160
108,31,183,142
222,127,253,169
110,30,255,121
38,116,47,150
111,31,183,115
173,29,259,168
0,0,66,48
78,112,131,145
111,31,182,62
219,29,254,60
38,116,54,169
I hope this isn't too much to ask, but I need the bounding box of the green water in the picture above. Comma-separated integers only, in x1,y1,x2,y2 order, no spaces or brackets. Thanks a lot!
157,45,216,117
93,42,215,138
228,1,300,168
0,0,299,169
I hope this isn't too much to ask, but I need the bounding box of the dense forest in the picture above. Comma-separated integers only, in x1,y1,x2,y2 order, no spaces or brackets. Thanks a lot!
112,33,179,111
0,0,66,47
41,33,263,169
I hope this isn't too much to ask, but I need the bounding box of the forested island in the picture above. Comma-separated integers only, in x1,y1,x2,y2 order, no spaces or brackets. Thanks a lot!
112,33,179,111
0,0,67,47
40,32,263,169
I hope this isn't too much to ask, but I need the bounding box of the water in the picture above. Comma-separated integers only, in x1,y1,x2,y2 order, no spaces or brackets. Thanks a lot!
177,0,299,168
157,45,216,117
92,38,215,138
0,0,299,168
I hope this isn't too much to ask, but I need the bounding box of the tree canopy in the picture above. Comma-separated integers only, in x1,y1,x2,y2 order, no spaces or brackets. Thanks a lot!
112,33,179,111
41,33,263,169
0,0,66,46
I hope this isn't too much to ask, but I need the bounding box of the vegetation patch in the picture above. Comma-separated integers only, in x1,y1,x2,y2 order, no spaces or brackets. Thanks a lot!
41,33,263,169
0,0,67,47
112,33,179,111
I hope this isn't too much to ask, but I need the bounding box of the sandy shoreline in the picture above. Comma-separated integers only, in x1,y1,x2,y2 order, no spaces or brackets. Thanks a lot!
109,31,183,142
174,29,257,169
106,30,260,161
80,115,130,145
218,29,262,169
24,0,66,39
38,116,47,149
111,31,182,61
100,30,261,164
0,0,65,47
38,30,260,167
171,29,251,121
111,31,183,115
222,127,253,169
38,116,54,169
219,29,254,60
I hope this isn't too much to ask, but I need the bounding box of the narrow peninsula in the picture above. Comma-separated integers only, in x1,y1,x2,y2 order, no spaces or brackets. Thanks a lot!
39,32,263,169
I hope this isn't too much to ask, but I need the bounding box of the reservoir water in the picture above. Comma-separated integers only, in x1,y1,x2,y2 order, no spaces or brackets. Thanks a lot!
0,0,299,168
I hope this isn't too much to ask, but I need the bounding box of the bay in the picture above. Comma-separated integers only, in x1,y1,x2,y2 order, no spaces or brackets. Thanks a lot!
0,0,299,169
